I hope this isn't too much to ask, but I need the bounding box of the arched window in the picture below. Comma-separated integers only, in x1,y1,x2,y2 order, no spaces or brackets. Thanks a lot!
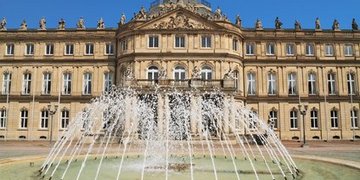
174,66,186,80
290,109,298,129
147,66,159,81
350,108,358,129
247,72,256,95
269,109,278,130
62,72,72,95
0,108,6,128
310,108,319,129
83,73,92,95
308,72,317,95
201,66,212,80
2,72,11,95
327,72,336,95
288,72,297,95
22,72,31,95
330,108,339,129
267,72,277,95
347,73,356,95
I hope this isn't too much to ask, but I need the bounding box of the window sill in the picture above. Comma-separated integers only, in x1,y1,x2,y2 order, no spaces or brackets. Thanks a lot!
104,53,114,56
305,54,315,57
147,47,160,49
21,94,31,96
41,94,51,96
310,128,320,131
290,129,300,131
265,54,275,56
286,54,295,57
245,54,255,56
24,54,34,57
4,54,14,57
84,54,94,56
0,128,6,131
330,128,341,130
44,54,54,56
64,54,74,56
38,129,49,131
17,128,28,131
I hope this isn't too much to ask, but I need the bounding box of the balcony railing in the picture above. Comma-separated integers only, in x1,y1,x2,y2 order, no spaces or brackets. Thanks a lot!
123,79,236,90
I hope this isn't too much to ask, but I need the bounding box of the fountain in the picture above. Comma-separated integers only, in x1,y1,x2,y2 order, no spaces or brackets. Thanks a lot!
37,87,300,180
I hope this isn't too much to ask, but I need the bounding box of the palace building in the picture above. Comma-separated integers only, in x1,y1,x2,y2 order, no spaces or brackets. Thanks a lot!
0,0,359,141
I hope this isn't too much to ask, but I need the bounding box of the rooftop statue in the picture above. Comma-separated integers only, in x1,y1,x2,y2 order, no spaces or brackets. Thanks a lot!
255,19,263,30
39,17,46,30
332,19,340,31
235,15,242,28
0,17,7,31
214,7,223,20
58,18,66,30
97,18,105,29
275,17,283,29
315,17,321,30
77,17,85,29
352,18,358,30
19,20,27,31
120,13,126,25
295,20,302,31
134,6,147,20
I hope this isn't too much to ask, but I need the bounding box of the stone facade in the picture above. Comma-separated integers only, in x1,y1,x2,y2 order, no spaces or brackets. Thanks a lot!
0,0,359,141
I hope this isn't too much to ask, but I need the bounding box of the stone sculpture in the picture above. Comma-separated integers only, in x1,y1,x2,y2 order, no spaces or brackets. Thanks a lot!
0,17,7,30
97,18,105,29
77,17,85,29
19,20,27,30
39,17,46,30
58,18,66,30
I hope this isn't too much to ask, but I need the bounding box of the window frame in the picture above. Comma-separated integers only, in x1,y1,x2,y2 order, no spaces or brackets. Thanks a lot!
310,109,319,129
0,109,6,129
174,35,186,48
201,66,212,80
347,73,356,95
82,73,92,95
288,72,297,95
201,35,212,48
147,66,159,81
350,109,358,129
344,44,354,57
40,110,49,129
305,43,315,56
267,72,277,95
269,110,278,130
20,109,28,129
245,43,255,55
247,72,256,95
65,44,74,56
85,43,94,55
2,73,11,95
232,39,239,51
285,43,295,56
148,35,159,48
105,43,114,55
45,43,54,56
330,109,339,129
266,43,276,55
290,110,298,129
324,44,334,56
5,43,14,56
103,72,113,92
61,110,70,129
327,73,336,95
25,43,34,56
62,73,72,95
308,73,317,95
42,72,51,95
173,66,186,81
22,73,32,95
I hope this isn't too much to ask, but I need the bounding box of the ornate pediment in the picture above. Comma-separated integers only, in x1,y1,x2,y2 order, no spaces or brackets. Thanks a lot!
140,11,217,30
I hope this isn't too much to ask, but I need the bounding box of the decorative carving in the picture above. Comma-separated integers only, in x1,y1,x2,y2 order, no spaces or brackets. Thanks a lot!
39,17,46,30
97,18,105,29
19,20,27,31
295,20,302,31
58,18,66,30
120,13,126,25
275,17,283,29
315,17,321,30
332,19,340,31
125,66,135,80
223,67,235,80
191,66,201,79
153,13,210,30
0,17,7,31
352,18,358,31
77,17,85,29
255,19,263,30
158,67,167,80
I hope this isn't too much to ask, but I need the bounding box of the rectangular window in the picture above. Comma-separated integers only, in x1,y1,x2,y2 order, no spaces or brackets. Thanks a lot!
308,73,316,95
65,44,74,55
248,112,257,130
6,44,14,55
344,44,353,57
269,111,278,129
290,110,298,129
325,44,334,56
232,39,238,51
42,73,51,95
286,44,295,56
105,43,114,55
40,111,49,129
266,43,275,55
20,110,28,128
330,110,338,129
347,73,356,95
61,110,70,129
25,44,34,55
305,44,314,56
246,43,255,55
247,73,256,95
351,110,358,128
175,35,185,48
268,73,277,95
0,109,6,128
288,73,297,95
328,73,336,95
22,73,31,95
104,72,113,92
148,35,159,48
62,73,72,95
45,44,54,55
2,73,11,95
310,110,319,129
83,73,92,95
201,36,211,48
85,43,94,55
120,40,128,51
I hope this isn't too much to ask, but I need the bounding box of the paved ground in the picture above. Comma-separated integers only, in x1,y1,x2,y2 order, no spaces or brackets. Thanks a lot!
0,140,359,165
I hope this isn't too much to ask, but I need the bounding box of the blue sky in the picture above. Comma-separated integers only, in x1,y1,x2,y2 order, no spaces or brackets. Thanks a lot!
0,0,359,30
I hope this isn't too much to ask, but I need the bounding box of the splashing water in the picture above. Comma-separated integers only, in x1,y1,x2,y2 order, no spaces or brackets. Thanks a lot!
39,87,300,180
